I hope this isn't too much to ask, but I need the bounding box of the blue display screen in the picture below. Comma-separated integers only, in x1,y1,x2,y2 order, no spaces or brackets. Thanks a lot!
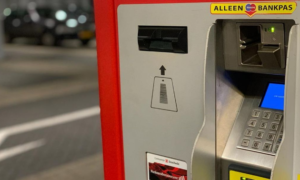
260,83,285,111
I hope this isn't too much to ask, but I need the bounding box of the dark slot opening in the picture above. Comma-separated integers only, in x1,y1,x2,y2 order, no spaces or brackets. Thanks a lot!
240,26,262,66
138,26,188,53
240,26,261,45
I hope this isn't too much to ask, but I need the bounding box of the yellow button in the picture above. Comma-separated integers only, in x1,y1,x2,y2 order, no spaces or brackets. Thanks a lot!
298,174,300,180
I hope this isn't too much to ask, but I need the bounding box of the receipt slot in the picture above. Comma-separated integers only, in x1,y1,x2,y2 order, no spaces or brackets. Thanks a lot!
95,1,300,180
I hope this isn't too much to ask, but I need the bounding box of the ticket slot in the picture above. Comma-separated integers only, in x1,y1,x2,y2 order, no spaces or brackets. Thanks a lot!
138,26,188,53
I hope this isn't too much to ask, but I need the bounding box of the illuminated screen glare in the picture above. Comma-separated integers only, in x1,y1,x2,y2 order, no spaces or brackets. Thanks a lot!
260,83,285,111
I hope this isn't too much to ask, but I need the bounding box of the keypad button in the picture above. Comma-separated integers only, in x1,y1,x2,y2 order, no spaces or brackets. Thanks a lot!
263,143,272,151
266,133,276,141
247,119,257,127
252,110,261,118
274,114,283,121
277,135,283,144
252,141,261,149
256,131,264,139
274,144,280,153
270,123,279,131
262,111,271,119
241,139,250,147
244,129,254,137
259,122,268,129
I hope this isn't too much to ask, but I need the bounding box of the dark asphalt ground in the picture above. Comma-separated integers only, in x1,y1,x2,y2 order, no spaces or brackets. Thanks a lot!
0,90,101,180
0,42,103,180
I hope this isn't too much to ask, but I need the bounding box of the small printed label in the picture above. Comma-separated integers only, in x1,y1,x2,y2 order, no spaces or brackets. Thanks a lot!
230,170,269,180
147,153,187,180
211,2,297,17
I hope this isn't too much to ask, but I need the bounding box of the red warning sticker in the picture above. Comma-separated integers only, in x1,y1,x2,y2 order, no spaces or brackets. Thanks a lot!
147,153,187,180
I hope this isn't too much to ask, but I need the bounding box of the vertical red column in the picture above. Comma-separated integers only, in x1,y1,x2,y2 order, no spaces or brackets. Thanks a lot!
94,0,125,180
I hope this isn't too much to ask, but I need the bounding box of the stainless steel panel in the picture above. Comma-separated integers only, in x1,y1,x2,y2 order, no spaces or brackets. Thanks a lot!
220,76,285,180
192,24,216,180
272,25,300,180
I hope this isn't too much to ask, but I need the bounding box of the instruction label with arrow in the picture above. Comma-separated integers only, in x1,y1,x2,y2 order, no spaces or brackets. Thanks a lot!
160,66,166,76
151,69,177,112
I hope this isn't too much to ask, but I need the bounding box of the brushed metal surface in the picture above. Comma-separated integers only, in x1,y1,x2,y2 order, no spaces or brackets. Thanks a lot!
221,76,284,180
192,24,216,180
216,73,244,180
272,25,300,180
216,20,293,180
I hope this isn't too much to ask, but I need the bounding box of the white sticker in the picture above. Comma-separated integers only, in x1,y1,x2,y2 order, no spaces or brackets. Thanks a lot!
147,153,187,180
151,77,178,112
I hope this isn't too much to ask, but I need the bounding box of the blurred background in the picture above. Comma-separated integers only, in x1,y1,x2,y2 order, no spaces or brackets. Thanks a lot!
0,0,103,180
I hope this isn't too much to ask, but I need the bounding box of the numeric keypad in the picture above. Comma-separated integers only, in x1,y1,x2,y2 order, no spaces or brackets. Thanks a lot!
238,108,284,155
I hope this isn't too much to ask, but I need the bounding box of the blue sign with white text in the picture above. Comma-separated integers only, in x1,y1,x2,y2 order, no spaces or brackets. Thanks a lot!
261,83,285,111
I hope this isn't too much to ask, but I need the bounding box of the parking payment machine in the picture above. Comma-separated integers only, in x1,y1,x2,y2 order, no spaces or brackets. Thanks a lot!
95,0,300,180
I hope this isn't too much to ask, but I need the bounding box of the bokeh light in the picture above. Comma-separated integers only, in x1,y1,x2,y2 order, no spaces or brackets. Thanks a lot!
55,10,67,21
66,19,78,28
